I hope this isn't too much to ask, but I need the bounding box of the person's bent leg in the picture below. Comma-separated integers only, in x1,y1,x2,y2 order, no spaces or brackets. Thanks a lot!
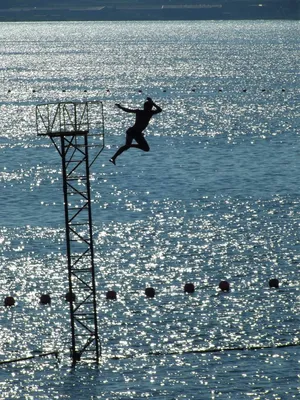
110,131,133,164
131,134,150,152
110,144,130,164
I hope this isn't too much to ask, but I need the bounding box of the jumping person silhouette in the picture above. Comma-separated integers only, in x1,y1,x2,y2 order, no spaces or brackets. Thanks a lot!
109,97,162,165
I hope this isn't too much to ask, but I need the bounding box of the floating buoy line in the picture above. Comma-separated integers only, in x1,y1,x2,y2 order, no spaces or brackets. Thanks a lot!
2,278,284,307
3,87,289,96
1,275,297,366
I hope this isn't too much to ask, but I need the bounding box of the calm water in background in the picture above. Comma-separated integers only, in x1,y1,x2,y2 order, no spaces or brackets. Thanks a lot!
0,20,299,399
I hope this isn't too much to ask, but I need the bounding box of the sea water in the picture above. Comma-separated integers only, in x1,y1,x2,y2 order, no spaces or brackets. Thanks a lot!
0,20,299,399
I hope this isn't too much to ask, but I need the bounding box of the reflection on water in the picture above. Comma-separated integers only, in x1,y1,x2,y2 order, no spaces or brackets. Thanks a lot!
0,20,299,399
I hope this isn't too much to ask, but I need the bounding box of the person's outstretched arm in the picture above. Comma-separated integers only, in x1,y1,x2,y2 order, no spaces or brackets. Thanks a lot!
115,103,137,113
147,97,162,114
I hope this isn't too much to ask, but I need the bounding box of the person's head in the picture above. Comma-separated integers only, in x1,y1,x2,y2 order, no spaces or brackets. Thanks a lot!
143,101,152,111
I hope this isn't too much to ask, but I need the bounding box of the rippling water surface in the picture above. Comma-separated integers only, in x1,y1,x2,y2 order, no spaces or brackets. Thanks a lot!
0,21,299,399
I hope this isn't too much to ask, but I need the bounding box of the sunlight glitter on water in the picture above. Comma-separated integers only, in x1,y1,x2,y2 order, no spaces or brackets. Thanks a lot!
0,19,299,399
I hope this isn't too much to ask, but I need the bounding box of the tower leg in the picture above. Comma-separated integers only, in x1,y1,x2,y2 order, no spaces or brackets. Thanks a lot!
60,133,100,364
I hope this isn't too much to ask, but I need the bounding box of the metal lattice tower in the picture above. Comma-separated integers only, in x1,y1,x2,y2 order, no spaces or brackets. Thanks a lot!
36,101,104,364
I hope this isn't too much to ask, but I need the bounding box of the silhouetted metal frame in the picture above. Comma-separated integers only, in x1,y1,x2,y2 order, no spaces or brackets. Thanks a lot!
36,101,104,364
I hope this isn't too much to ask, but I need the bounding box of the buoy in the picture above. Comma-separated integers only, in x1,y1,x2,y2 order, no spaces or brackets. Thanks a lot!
106,290,117,300
219,280,230,292
269,278,279,288
184,283,195,293
73,351,81,361
40,294,51,305
145,287,155,298
4,296,15,307
65,292,76,302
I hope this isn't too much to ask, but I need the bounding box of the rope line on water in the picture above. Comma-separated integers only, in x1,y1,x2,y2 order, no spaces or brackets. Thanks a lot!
1,342,298,365
0,351,59,366
111,341,300,360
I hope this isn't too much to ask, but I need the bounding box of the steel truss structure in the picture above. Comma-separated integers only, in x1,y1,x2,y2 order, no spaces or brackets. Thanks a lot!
36,101,104,364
